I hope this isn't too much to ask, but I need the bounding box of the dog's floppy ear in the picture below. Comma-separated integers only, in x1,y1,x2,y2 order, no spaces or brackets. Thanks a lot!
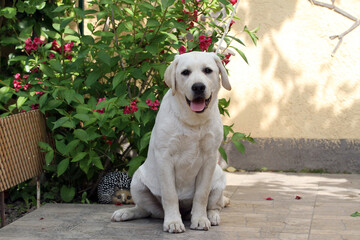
212,53,231,91
164,56,179,96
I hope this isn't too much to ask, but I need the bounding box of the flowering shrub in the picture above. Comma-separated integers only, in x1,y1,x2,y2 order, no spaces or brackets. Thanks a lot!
0,0,257,203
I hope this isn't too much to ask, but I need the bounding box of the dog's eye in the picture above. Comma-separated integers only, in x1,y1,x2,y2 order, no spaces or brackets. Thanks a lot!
181,69,191,76
203,67,213,74
127,196,132,200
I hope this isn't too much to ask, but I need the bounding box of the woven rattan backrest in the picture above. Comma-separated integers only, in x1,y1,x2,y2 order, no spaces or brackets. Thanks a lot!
0,110,48,192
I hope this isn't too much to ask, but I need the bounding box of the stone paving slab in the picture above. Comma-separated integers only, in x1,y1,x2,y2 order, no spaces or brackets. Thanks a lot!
1,172,360,239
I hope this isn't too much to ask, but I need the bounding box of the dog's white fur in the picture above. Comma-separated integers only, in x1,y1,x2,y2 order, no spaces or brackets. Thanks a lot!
111,52,231,233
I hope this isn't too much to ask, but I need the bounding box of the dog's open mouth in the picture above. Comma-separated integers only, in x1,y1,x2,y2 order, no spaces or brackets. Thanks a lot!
186,94,212,113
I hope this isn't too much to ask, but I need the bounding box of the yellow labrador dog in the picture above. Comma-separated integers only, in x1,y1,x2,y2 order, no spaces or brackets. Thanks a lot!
111,51,231,233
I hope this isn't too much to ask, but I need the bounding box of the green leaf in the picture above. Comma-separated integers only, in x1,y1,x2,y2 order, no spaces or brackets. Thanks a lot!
57,158,70,176
38,141,52,152
74,113,90,122
233,140,245,154
16,96,27,109
19,25,33,41
66,140,80,153
72,152,87,162
60,185,75,202
97,51,111,66
52,117,69,130
60,17,74,31
56,140,68,156
112,71,126,89
45,150,54,166
127,156,146,177
53,5,71,13
85,71,100,87
93,31,114,38
1,7,17,19
92,156,104,170
139,131,152,152
351,211,360,217
228,35,245,46
232,132,246,141
74,129,88,142
146,19,160,27
223,124,234,141
49,60,63,73
64,89,76,104
218,146,228,163
230,46,248,64
161,0,175,9
79,157,91,174
40,64,56,78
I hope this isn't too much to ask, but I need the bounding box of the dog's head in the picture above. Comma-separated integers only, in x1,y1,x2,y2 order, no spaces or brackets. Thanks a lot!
164,52,231,114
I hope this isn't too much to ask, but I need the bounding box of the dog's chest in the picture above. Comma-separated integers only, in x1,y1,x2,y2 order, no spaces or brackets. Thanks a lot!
168,128,219,197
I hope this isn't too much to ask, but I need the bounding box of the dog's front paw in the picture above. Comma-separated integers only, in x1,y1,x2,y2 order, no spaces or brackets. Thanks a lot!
111,208,134,222
163,220,186,233
190,216,211,231
207,210,220,226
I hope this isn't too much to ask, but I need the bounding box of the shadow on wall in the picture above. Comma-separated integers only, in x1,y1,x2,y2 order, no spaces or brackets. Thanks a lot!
229,0,360,139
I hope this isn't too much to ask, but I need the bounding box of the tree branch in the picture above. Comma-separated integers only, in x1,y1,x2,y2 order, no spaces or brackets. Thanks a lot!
309,0,360,56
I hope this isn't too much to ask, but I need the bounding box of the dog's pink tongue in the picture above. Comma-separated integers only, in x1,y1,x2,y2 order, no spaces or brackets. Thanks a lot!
190,100,205,112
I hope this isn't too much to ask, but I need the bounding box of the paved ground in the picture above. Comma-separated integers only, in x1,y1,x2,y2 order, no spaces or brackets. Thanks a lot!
1,172,360,239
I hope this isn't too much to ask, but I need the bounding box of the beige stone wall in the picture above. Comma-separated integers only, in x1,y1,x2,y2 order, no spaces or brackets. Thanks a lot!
220,0,360,139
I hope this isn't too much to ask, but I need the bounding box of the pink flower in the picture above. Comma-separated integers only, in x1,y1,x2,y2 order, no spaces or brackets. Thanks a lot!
182,9,189,14
94,98,106,114
63,42,74,52
24,38,34,53
123,99,139,114
182,0,185,3
13,80,22,91
14,73,21,80
23,83,31,91
146,98,160,111
33,37,44,46
186,22,194,30
48,52,55,59
23,74,29,79
177,18,185,22
31,104,39,110
199,35,212,51
35,91,45,97
266,197,274,201
295,196,302,200
230,20,235,28
65,54,73,61
146,99,153,106
30,67,39,73
193,10,198,22
178,46,187,55
123,106,131,114
153,99,160,106
106,140,113,146
51,40,60,52
230,0,237,5
222,53,232,65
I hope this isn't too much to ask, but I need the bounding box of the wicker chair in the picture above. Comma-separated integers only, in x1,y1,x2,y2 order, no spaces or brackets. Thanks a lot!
0,110,48,227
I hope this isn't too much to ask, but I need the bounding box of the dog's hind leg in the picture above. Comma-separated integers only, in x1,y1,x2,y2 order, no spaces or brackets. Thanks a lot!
206,187,224,226
206,167,227,226
111,170,164,222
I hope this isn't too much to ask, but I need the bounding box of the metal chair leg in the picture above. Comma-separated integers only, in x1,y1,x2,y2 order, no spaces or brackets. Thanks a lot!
36,176,40,209
1,191,5,227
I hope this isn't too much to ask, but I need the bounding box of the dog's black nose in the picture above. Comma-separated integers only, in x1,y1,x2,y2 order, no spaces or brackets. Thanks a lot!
191,83,206,95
